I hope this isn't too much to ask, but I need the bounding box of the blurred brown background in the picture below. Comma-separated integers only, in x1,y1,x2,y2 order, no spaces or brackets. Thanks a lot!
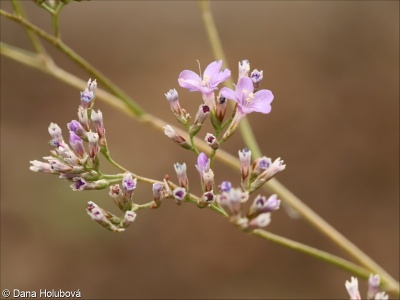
1,1,399,299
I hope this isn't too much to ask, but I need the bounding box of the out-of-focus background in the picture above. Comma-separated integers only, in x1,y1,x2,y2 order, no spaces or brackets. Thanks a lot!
1,1,399,299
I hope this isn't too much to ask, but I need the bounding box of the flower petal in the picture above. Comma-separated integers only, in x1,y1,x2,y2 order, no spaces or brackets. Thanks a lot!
203,60,222,78
178,70,202,92
220,87,237,103
249,90,274,114
212,68,231,86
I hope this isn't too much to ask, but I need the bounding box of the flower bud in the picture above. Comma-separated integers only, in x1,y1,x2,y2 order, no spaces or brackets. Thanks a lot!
174,163,189,190
238,59,250,79
86,201,124,232
247,194,280,219
250,69,263,91
152,182,165,208
122,172,137,199
368,274,381,300
173,187,187,205
121,211,137,228
48,123,63,145
91,110,105,138
248,212,271,229
239,148,251,188
163,125,192,150
69,131,85,158
198,191,215,208
205,133,219,150
215,94,227,122
67,120,87,139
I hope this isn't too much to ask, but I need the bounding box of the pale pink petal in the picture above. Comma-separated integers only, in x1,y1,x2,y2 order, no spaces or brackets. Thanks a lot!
178,70,202,92
203,60,222,78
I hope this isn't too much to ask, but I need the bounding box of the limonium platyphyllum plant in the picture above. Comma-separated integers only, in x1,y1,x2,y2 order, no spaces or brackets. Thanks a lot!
30,60,285,233
2,0,399,298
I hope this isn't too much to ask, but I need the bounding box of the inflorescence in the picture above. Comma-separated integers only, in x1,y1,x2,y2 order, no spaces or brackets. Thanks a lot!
30,59,286,233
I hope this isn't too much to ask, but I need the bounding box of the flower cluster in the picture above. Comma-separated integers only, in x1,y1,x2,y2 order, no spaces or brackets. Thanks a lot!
163,59,285,229
345,274,389,300
30,79,139,232
30,79,106,191
30,59,285,233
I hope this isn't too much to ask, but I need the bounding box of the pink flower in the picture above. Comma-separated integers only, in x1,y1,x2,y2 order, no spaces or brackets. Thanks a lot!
220,77,273,116
178,60,231,96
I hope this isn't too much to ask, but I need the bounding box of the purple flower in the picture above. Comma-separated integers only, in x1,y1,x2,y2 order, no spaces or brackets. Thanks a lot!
220,77,273,115
195,152,209,176
178,60,231,96
122,172,137,199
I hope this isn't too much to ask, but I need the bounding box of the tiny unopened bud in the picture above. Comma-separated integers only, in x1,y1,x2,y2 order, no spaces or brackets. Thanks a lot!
173,187,187,205
239,148,251,187
250,69,263,91
248,194,280,219
48,123,63,144
250,157,286,192
165,89,181,114
121,211,137,228
29,160,55,173
174,163,189,189
202,169,214,192
368,274,381,300
69,131,85,158
91,110,105,138
163,125,192,150
152,182,165,208
198,191,215,207
218,181,232,192
78,106,90,130
345,277,361,300
67,120,87,139
217,187,243,217
122,172,137,199
215,94,227,122
109,184,127,211
70,177,108,191
80,78,97,108
86,201,124,232
238,59,250,79
205,133,219,150
248,212,271,229
195,152,210,176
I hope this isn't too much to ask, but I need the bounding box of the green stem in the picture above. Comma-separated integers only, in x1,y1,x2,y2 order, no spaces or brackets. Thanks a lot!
0,9,144,117
11,0,47,55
